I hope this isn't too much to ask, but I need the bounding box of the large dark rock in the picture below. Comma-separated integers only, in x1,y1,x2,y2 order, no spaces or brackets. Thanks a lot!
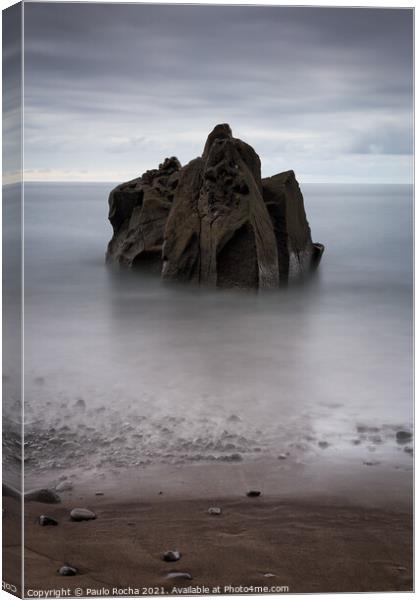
106,157,181,269
262,170,323,282
162,124,279,289
106,125,323,288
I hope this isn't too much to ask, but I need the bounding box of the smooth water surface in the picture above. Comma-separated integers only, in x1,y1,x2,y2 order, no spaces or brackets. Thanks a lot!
3,182,413,477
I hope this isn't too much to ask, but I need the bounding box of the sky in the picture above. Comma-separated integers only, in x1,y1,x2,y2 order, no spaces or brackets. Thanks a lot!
5,2,415,183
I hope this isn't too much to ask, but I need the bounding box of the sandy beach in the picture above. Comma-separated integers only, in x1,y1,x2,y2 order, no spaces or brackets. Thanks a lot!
3,458,413,596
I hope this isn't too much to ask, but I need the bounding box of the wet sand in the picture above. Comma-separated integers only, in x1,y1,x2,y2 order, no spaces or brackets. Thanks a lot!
6,459,413,596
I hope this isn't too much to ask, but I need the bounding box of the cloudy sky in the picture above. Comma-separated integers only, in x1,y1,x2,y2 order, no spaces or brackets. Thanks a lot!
18,2,414,183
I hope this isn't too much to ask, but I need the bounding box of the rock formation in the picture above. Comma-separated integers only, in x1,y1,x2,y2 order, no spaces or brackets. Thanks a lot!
106,124,324,289
106,157,181,270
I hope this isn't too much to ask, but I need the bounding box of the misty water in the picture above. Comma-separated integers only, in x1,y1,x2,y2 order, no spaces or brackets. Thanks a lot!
3,182,414,484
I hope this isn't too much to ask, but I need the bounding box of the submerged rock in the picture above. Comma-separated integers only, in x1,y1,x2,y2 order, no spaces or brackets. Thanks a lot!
396,430,412,444
106,125,323,289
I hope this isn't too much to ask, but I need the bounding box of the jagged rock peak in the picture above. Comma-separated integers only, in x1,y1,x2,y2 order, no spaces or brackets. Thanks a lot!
106,125,324,288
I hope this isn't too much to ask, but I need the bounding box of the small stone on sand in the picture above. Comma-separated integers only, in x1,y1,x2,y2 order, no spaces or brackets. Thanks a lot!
278,454,288,460
318,441,329,449
39,515,58,526
25,489,61,504
208,507,222,515
165,572,192,581
70,508,96,521
247,490,261,497
363,460,380,466
163,550,181,562
58,566,77,576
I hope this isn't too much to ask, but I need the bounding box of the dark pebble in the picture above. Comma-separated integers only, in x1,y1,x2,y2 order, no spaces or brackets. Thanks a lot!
396,430,412,444
163,550,181,562
25,489,61,504
39,515,58,526
246,490,261,497
58,566,77,576
318,441,329,449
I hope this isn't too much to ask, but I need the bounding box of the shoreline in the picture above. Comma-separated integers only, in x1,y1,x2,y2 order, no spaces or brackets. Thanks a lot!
3,457,413,595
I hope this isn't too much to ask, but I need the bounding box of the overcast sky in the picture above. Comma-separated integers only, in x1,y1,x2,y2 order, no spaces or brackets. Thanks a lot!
18,3,414,183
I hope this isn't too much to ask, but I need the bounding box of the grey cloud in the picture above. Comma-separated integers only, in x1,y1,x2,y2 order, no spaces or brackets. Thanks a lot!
349,123,414,156
21,2,413,183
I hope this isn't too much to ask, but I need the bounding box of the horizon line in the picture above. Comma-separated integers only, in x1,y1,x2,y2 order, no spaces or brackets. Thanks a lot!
3,179,414,187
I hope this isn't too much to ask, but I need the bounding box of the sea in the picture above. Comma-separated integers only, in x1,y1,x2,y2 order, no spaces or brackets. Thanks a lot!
2,182,414,487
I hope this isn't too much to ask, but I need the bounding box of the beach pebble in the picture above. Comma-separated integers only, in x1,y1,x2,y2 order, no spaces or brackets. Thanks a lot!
55,481,73,493
25,489,61,504
58,566,77,576
263,573,276,578
95,492,104,496
396,430,412,444
227,414,241,422
165,572,192,581
38,515,58,526
357,425,379,433
318,441,329,449
208,507,222,515
363,460,380,466
277,453,288,460
70,508,96,521
246,490,261,497
163,550,181,562
218,453,243,462
404,446,413,456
